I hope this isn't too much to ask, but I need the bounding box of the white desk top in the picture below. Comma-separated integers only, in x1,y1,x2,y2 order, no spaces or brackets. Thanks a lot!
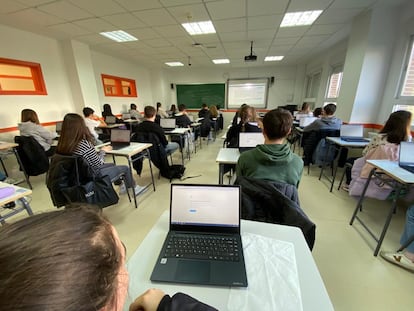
123,119,140,123
0,182,32,206
367,160,414,184
126,212,333,311
216,148,240,164
99,123,123,129
0,141,18,150
190,122,202,127
165,128,191,134
326,136,369,147
105,142,152,157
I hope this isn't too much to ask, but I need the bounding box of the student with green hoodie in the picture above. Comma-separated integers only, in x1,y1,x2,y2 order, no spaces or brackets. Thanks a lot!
236,108,303,187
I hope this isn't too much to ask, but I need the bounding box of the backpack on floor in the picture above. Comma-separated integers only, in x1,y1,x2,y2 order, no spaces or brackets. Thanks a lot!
161,164,185,181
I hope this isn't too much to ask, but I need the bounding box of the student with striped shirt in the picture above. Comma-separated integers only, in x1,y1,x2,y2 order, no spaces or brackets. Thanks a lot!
56,113,144,195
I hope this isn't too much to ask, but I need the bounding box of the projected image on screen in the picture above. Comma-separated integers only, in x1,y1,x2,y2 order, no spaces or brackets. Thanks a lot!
227,78,269,109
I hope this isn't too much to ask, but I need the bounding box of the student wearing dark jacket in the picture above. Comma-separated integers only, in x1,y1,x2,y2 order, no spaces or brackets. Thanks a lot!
174,104,193,128
0,206,217,311
226,105,261,148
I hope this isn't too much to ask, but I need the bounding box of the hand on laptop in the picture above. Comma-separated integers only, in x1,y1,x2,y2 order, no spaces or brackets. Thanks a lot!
129,288,165,311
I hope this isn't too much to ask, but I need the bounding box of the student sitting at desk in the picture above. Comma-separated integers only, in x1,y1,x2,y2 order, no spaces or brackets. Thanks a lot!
83,107,107,145
236,108,303,187
174,104,193,128
232,103,247,126
313,107,322,118
167,104,177,117
0,206,217,311
198,103,209,118
348,110,412,196
18,108,57,156
298,102,312,115
135,106,180,155
102,103,123,123
129,103,141,120
303,103,342,132
156,102,169,119
226,105,261,148
381,204,414,272
57,113,144,195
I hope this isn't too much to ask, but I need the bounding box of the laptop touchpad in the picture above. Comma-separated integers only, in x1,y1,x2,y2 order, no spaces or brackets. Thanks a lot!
176,260,210,283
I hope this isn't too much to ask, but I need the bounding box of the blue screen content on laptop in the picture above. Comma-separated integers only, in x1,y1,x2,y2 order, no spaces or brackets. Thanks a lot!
170,185,239,228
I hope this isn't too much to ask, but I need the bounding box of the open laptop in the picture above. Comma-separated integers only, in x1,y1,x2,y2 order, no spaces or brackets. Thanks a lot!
399,141,414,174
239,132,264,153
150,184,248,287
55,121,63,134
122,113,131,120
105,116,116,124
110,129,130,150
340,124,369,142
160,118,176,131
299,116,317,128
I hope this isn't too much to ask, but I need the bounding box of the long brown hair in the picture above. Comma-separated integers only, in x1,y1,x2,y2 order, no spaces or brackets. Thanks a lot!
57,113,93,154
380,110,412,144
0,206,122,310
21,109,40,124
239,105,257,132
209,105,218,118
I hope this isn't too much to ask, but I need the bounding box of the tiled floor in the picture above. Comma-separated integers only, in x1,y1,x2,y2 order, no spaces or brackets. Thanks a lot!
6,136,412,311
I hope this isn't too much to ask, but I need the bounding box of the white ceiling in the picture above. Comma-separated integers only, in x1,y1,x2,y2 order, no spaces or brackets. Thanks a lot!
0,0,409,69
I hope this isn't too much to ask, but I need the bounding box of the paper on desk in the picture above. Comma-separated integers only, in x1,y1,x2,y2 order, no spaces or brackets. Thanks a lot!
228,233,303,311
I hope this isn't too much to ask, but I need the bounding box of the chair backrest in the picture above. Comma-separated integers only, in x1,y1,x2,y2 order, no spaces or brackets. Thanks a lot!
14,136,49,176
46,154,95,207
302,129,340,165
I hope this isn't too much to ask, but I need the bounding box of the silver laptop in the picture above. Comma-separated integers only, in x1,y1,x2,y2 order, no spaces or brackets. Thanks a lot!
160,118,176,130
110,129,130,150
239,132,264,152
150,184,248,287
55,121,63,134
340,124,369,142
399,141,414,174
105,116,116,124
122,113,131,120
299,116,317,127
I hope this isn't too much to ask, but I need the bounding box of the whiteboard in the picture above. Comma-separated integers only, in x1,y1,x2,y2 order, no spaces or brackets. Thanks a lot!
227,78,269,109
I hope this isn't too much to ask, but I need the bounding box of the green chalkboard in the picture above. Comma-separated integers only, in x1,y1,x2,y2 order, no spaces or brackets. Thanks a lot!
176,84,225,109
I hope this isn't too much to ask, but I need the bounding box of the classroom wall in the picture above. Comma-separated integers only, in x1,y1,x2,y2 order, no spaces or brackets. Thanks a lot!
0,24,75,133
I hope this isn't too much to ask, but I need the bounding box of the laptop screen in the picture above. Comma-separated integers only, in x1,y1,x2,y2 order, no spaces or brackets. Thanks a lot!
340,124,363,138
299,116,317,127
106,116,116,124
160,118,176,129
399,142,414,165
170,184,240,228
122,113,131,120
239,132,264,147
110,129,130,143
56,121,63,132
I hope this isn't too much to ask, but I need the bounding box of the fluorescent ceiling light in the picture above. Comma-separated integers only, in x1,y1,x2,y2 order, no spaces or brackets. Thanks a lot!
182,21,216,35
265,56,284,61
280,10,323,27
212,59,230,64
100,30,138,42
165,62,184,67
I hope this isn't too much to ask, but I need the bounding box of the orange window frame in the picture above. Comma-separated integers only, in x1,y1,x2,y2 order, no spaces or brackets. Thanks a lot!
101,74,137,97
0,57,47,95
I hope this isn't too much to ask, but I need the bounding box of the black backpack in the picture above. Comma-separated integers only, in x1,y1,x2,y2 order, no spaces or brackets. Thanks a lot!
161,164,185,181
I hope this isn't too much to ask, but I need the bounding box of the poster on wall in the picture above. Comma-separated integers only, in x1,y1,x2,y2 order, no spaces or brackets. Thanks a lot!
226,78,269,109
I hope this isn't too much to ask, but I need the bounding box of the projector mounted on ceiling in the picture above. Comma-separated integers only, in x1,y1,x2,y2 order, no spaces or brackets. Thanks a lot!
244,41,257,62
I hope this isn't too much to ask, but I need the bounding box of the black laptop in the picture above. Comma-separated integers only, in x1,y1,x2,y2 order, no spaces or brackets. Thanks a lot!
340,124,369,142
110,129,130,150
150,184,248,287
399,141,414,174
160,118,176,131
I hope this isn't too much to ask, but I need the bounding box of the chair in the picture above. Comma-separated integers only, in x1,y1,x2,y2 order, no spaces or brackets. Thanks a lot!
14,136,50,189
46,154,130,208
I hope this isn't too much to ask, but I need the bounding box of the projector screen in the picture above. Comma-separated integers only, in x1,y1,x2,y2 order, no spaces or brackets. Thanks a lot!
227,78,269,109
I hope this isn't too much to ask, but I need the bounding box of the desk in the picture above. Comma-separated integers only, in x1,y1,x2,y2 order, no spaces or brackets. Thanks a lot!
216,148,240,184
165,128,191,162
106,143,154,209
0,141,31,189
0,182,33,224
126,212,333,311
320,137,369,192
350,160,414,256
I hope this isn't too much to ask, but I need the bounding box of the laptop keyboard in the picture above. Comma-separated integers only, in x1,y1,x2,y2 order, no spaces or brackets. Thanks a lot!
164,234,240,261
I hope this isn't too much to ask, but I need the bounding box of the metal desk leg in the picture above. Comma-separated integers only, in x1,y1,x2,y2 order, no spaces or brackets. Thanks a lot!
219,164,224,184
374,184,402,256
146,149,156,191
13,147,32,189
20,197,34,216
0,156,9,176
350,168,376,225
127,157,138,209
329,146,342,192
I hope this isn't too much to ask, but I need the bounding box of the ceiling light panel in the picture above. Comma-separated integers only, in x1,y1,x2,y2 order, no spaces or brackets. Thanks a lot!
280,10,323,27
182,21,216,35
212,59,230,64
165,62,184,67
100,30,138,42
265,56,284,61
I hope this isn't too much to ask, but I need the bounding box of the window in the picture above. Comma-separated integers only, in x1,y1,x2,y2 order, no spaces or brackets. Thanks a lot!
399,36,414,97
324,65,343,104
101,74,137,97
0,57,47,95
304,71,321,102
392,104,414,126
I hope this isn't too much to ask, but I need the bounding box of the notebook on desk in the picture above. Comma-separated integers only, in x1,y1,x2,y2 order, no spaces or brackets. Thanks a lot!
160,118,176,130
239,132,264,153
340,124,369,142
150,184,248,287
110,129,130,150
399,141,414,174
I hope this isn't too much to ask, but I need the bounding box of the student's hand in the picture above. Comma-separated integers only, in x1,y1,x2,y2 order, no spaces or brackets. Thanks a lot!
101,145,112,152
129,289,165,311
